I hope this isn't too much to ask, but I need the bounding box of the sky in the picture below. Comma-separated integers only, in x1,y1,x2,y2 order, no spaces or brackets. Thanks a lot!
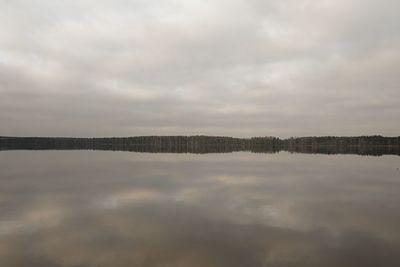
0,0,399,137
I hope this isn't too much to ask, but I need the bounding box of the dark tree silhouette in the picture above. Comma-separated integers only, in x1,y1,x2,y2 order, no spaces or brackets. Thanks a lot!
1,135,399,156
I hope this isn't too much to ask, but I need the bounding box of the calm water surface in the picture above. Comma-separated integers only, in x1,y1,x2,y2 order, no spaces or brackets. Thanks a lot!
0,151,399,267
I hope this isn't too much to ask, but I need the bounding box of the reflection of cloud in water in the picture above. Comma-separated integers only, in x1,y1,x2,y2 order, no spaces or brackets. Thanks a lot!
0,151,400,266
1,204,400,267
96,189,163,209
0,221,36,236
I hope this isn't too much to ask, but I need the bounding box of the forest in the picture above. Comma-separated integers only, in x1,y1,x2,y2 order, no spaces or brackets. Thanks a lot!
1,135,399,156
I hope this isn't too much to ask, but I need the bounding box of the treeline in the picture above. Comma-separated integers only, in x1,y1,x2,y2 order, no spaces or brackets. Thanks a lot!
281,136,400,147
0,135,399,156
0,136,280,154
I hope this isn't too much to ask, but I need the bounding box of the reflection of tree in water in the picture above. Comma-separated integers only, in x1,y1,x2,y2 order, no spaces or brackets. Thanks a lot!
0,136,399,156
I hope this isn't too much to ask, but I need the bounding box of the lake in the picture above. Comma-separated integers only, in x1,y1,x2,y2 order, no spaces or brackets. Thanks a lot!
0,151,399,267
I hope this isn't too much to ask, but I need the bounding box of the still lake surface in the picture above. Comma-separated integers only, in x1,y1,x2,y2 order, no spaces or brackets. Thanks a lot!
0,150,399,267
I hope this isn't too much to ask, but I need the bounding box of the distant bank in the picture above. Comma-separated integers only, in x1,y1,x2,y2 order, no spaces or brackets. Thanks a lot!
1,135,399,156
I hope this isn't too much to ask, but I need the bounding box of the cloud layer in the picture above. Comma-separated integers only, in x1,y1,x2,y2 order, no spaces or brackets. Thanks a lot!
1,0,399,137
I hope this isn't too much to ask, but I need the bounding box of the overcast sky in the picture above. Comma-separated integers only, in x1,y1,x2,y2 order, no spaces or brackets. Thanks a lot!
0,0,399,137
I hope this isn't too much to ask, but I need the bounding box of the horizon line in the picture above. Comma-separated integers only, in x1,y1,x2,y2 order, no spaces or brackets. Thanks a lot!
1,135,400,139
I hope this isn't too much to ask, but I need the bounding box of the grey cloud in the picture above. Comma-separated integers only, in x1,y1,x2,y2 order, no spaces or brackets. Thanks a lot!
0,0,399,137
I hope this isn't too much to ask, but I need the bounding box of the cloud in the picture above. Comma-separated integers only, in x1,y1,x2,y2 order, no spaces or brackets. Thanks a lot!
0,0,399,136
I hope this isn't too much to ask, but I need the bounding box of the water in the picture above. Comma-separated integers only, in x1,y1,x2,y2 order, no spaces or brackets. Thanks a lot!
0,151,399,266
